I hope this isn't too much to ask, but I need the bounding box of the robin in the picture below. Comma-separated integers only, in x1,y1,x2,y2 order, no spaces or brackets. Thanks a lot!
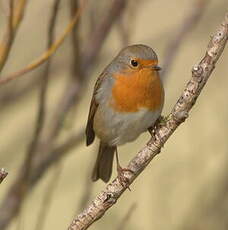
86,44,164,183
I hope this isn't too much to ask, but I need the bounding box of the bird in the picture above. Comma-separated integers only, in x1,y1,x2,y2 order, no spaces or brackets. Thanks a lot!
86,44,164,183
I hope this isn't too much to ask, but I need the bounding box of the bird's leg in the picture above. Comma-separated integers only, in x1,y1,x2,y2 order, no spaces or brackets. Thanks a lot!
115,149,134,190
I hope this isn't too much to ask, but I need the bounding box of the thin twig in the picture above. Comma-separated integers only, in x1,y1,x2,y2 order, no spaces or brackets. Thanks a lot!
0,168,8,184
0,65,62,109
0,0,27,73
70,0,94,212
70,0,83,81
161,0,207,79
82,0,127,72
64,0,84,129
15,0,61,228
0,0,87,85
38,0,83,157
116,0,143,46
0,0,60,228
67,14,228,230
24,0,61,188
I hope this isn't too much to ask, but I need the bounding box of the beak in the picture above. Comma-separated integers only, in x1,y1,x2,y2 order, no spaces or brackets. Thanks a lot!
153,66,162,71
144,65,162,71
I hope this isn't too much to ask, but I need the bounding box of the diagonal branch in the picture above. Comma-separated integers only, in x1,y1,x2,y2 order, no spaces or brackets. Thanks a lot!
67,14,228,230
0,168,8,184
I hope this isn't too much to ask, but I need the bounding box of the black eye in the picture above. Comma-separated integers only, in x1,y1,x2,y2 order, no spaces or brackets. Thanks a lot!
130,59,138,67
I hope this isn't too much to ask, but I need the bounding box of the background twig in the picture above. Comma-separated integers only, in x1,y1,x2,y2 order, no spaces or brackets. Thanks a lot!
0,0,27,73
0,0,87,85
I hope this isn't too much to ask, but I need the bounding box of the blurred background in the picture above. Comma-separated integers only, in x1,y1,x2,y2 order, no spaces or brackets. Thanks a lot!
0,0,227,229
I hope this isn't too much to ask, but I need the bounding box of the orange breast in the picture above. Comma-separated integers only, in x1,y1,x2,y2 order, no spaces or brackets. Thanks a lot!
111,68,164,112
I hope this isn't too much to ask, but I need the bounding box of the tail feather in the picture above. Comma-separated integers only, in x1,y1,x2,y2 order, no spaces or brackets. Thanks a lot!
92,142,116,183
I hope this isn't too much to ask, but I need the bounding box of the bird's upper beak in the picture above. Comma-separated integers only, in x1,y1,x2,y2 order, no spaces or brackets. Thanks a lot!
145,65,162,71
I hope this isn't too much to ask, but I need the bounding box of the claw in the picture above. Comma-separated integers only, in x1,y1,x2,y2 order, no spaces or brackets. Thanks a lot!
117,166,134,191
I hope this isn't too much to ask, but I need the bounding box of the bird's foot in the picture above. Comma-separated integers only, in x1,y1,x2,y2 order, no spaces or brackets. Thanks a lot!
117,165,134,191
148,115,167,135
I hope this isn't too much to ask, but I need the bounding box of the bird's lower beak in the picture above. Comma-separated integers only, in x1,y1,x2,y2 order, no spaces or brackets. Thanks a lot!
153,66,162,71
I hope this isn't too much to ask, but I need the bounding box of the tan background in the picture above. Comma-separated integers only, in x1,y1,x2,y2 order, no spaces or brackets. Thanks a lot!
0,0,228,229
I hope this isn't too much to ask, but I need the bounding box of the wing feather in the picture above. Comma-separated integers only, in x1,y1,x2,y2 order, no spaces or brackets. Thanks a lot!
85,72,106,146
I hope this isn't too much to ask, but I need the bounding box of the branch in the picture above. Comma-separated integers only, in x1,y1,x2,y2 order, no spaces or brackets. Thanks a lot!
67,14,228,230
0,0,27,73
0,0,87,85
0,168,8,184
12,0,61,227
24,0,61,180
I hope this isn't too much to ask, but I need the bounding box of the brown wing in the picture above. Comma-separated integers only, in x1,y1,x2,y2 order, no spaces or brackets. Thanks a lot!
85,72,106,146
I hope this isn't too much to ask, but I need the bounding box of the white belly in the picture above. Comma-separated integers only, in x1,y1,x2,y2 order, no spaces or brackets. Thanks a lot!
93,105,162,146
